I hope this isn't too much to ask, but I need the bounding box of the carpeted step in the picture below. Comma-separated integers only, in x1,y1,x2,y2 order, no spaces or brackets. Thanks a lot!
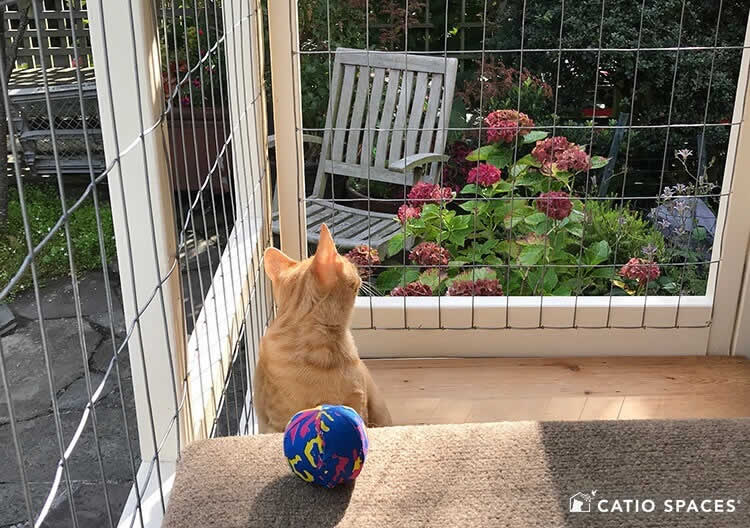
163,419,750,527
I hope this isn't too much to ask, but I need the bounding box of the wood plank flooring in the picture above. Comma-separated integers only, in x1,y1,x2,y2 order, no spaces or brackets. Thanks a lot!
364,357,750,424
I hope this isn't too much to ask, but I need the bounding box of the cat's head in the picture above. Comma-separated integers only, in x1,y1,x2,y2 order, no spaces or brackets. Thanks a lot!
263,224,361,324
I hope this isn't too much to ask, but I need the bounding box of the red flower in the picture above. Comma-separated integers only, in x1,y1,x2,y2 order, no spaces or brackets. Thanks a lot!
344,245,381,280
619,257,660,286
390,282,433,296
181,96,191,106
487,120,519,144
555,147,591,172
447,278,504,296
192,78,201,88
531,136,572,165
409,242,451,267
407,182,454,206
484,110,534,144
467,163,502,187
536,191,573,220
397,204,422,224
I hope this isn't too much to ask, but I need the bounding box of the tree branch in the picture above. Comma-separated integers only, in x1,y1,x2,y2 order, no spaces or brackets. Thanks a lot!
5,5,31,81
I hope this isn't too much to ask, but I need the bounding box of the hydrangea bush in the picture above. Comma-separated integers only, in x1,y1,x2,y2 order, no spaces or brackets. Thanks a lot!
342,110,709,297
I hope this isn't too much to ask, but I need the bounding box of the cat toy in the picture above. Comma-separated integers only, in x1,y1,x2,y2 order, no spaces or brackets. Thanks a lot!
283,404,368,488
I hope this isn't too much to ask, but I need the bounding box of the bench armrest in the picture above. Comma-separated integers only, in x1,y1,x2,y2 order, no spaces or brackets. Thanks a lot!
390,153,449,173
267,133,323,149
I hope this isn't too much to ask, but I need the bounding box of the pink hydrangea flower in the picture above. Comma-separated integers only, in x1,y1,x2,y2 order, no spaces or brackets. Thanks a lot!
467,163,502,187
531,136,572,165
555,147,591,172
447,278,503,296
390,282,433,296
397,204,422,224
536,191,573,220
619,257,660,286
484,110,534,144
407,182,454,206
409,242,451,267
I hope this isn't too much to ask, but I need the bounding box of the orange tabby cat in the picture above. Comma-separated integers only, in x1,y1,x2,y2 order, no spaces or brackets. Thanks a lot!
253,224,392,433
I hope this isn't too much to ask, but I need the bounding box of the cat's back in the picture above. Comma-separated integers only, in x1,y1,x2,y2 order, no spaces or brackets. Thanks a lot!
254,326,366,432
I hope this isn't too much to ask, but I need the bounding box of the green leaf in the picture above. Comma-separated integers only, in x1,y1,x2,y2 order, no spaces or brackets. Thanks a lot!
387,233,405,257
552,285,572,296
590,267,615,279
449,267,496,285
514,170,545,187
417,268,442,291
552,170,572,186
487,146,512,169
466,144,497,161
449,231,468,247
460,184,481,195
459,199,482,213
590,155,610,169
524,212,547,226
584,240,611,266
518,245,545,266
566,223,584,238
480,239,500,253
692,227,708,242
516,153,542,168
522,130,549,144
498,240,521,258
495,181,514,193
375,267,420,292
542,268,559,291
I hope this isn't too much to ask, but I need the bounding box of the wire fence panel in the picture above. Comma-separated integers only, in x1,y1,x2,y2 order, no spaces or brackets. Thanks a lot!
267,1,750,356
0,0,270,527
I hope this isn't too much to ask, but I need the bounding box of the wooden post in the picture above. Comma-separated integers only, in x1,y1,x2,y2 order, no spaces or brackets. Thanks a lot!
88,0,186,462
267,0,307,259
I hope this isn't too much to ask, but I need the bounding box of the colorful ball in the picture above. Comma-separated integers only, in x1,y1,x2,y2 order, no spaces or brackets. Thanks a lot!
283,405,368,488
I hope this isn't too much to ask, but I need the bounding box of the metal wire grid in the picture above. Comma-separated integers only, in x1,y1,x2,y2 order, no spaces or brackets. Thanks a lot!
1,0,271,527
292,0,749,330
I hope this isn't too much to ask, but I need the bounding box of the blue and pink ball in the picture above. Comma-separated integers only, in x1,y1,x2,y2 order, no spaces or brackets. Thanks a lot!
283,405,368,488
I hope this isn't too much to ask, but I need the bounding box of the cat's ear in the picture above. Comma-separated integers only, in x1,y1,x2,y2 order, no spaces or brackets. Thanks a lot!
312,224,340,287
264,247,296,281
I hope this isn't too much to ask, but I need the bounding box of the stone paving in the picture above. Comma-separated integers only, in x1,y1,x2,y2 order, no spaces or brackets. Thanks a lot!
1,271,137,528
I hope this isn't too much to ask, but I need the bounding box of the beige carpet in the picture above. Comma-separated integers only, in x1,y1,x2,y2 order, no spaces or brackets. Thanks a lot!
163,419,750,527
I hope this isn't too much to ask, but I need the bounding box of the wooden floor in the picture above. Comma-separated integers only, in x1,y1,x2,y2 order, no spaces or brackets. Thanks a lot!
364,356,750,425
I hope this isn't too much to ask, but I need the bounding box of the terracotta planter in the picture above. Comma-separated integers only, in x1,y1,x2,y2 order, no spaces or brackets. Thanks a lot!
167,107,231,193
344,178,402,214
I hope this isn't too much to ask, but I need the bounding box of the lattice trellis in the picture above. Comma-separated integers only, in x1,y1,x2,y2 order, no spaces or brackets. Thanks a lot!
5,0,92,69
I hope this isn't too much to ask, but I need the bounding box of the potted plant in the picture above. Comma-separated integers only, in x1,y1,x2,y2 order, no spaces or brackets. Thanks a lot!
161,7,230,194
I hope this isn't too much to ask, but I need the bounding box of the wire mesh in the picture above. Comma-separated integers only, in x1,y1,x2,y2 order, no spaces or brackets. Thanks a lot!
0,0,270,526
288,0,750,331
